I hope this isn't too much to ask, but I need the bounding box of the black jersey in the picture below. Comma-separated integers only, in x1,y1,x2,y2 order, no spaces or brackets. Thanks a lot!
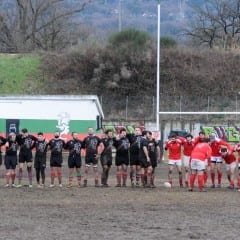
35,139,48,156
17,134,37,152
148,138,159,161
101,137,113,157
82,135,101,156
139,137,149,161
127,134,142,154
49,138,65,156
114,137,130,155
6,140,18,156
66,139,82,155
0,136,6,152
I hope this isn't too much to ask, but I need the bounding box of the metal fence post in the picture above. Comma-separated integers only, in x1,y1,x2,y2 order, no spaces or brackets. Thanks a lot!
125,95,128,121
152,96,155,121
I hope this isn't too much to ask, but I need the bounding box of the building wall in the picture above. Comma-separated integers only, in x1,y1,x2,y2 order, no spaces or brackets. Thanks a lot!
0,96,103,140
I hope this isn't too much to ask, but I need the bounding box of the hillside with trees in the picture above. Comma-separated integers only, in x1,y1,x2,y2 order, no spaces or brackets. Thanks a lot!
1,0,240,122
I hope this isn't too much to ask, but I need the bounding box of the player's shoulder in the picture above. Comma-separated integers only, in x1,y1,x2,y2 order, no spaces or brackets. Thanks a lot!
29,134,37,140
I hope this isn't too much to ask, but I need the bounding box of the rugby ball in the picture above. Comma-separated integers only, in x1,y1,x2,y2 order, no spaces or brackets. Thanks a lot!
163,182,172,188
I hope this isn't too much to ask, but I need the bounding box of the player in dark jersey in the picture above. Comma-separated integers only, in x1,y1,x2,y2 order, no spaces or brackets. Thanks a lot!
0,135,6,181
65,132,83,187
99,129,113,187
82,127,101,187
16,128,37,188
34,132,48,188
113,128,130,187
4,132,18,187
127,127,142,187
139,131,152,187
48,131,65,188
0,135,6,167
146,131,161,187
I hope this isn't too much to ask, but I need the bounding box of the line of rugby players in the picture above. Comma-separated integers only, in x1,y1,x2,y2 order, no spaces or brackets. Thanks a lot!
164,131,240,191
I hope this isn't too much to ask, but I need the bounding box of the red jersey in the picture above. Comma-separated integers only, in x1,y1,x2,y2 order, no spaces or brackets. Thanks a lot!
165,139,182,160
182,139,195,156
190,143,212,162
209,138,232,157
234,144,240,163
222,153,236,164
235,143,240,154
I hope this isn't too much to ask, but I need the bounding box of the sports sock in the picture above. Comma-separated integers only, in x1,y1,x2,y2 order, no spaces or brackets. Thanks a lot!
217,172,222,185
211,172,215,185
189,173,196,189
198,175,204,190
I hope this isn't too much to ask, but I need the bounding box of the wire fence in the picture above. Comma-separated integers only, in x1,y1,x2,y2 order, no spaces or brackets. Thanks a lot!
100,94,240,123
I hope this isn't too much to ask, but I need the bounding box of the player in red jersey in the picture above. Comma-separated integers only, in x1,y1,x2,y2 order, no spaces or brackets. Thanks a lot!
220,147,236,189
182,134,195,187
209,134,232,188
189,141,212,192
164,133,183,187
194,131,207,145
234,143,240,190
194,131,209,185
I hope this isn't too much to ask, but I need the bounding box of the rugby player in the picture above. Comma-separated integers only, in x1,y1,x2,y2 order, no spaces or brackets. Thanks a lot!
209,134,232,188
48,131,65,188
16,128,37,188
4,132,18,187
189,140,212,192
127,127,142,187
65,132,83,187
82,127,101,187
34,132,48,188
99,129,113,187
165,133,183,187
113,128,130,187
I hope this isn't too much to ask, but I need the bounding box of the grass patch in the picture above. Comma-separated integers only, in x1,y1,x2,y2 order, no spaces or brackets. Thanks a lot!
0,54,41,94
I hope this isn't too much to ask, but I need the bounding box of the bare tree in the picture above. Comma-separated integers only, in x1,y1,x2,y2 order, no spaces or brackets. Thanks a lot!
185,0,240,49
0,0,91,52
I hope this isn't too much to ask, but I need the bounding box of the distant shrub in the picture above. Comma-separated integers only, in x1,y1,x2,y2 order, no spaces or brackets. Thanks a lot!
160,36,177,48
109,28,152,52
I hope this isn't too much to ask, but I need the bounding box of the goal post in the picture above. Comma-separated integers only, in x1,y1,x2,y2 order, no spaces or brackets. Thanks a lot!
159,112,240,115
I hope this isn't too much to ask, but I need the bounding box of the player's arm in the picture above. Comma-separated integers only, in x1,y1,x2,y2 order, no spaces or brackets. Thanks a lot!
206,146,212,161
30,135,37,149
164,141,169,151
82,138,86,149
0,136,6,146
143,145,150,162
220,140,233,153
98,141,105,156
47,140,53,150
5,141,10,149
62,139,66,149
156,144,161,163
178,136,185,143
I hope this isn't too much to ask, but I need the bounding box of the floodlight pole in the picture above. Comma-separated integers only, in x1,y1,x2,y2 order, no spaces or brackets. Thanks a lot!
156,0,161,131
118,0,122,32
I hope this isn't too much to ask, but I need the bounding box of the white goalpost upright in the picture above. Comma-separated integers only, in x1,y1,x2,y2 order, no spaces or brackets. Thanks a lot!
159,112,240,115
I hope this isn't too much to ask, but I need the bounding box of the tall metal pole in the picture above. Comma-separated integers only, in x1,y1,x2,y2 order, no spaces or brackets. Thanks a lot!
118,0,122,32
156,1,161,131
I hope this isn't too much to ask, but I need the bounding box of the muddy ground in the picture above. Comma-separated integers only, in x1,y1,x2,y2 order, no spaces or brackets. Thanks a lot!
0,157,239,240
